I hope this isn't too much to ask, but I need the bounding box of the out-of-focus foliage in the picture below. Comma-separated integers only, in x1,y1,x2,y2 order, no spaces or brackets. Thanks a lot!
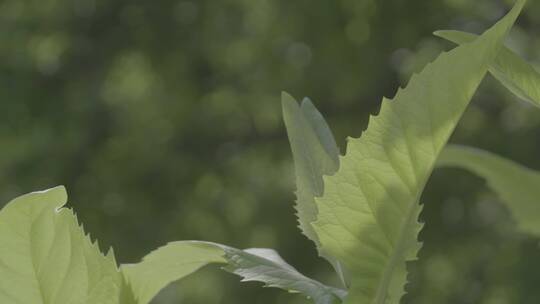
439,145,540,236
0,0,539,303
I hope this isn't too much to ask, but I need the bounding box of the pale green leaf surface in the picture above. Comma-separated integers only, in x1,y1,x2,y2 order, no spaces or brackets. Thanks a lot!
282,93,340,245
435,29,540,107
0,186,133,304
121,241,225,304
222,246,346,304
282,93,348,286
122,241,346,304
312,2,525,303
438,144,540,236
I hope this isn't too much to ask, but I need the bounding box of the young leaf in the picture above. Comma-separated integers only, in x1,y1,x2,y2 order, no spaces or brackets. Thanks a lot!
282,93,348,286
438,144,540,236
0,186,134,304
121,241,346,304
434,30,540,107
121,241,226,304
312,1,525,303
222,246,347,304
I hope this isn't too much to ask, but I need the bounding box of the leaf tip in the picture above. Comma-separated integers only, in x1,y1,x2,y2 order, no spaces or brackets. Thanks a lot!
432,30,444,38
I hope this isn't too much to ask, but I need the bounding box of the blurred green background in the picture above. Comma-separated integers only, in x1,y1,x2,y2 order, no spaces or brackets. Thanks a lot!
1,0,540,303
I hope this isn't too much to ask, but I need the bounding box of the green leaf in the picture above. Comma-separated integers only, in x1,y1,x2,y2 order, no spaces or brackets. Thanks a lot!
438,144,540,236
282,93,348,286
434,29,540,107
121,241,225,304
222,246,347,304
0,186,134,304
282,93,340,244
312,2,525,303
122,241,346,304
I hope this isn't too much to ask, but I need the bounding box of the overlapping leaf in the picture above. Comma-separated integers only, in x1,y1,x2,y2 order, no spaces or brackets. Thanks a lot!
282,94,348,286
435,30,540,107
438,144,540,236
311,1,525,303
122,241,345,304
222,246,346,304
121,241,225,304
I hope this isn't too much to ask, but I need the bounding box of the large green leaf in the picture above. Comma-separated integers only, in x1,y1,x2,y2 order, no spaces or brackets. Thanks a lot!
435,29,540,107
312,1,525,303
282,93,348,286
0,186,134,304
121,241,346,304
438,144,540,236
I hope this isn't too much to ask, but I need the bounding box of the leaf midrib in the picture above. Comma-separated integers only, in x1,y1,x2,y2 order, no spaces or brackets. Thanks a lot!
371,176,427,304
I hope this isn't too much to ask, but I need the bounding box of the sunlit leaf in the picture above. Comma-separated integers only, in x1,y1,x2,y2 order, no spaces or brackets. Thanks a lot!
435,29,540,107
121,241,225,304
312,2,525,303
0,186,134,304
222,246,346,304
122,241,345,304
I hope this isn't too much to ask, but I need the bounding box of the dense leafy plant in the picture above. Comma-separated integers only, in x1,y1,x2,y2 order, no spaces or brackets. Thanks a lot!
1,0,538,303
